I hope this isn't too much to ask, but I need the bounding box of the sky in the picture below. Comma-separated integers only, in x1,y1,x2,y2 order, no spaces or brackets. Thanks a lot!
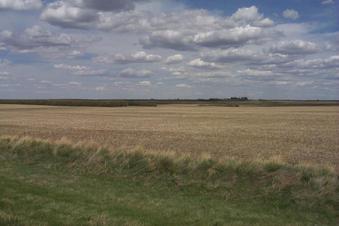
0,0,338,99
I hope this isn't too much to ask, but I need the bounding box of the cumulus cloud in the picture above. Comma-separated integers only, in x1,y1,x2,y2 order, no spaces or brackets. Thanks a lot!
0,71,9,80
54,63,106,76
286,55,339,69
193,25,262,47
0,71,9,75
119,68,153,78
136,6,274,52
41,1,99,29
76,0,137,12
116,51,161,63
0,43,6,51
137,80,151,86
176,83,191,88
1,2,337,99
230,6,274,27
321,0,334,5
238,68,274,77
0,26,74,51
201,47,291,66
41,4,275,52
95,51,161,64
141,25,266,50
282,9,299,20
141,30,195,51
188,58,220,70
270,40,319,55
295,81,314,87
41,0,150,29
165,54,184,64
0,30,12,39
68,81,81,86
74,0,150,12
95,86,105,91
201,48,261,63
0,0,42,11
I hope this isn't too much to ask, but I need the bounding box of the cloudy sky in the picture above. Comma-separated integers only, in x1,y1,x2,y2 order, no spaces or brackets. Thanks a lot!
0,0,338,99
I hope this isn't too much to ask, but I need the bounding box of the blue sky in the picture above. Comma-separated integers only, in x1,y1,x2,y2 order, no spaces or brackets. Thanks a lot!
0,0,338,99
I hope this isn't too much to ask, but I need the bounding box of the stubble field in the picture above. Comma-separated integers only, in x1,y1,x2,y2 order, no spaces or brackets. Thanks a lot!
1,104,338,169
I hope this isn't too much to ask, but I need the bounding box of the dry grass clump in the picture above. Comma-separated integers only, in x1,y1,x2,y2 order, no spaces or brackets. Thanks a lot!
0,211,23,226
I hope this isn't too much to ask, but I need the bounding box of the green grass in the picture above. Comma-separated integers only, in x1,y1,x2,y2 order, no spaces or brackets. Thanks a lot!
0,137,338,225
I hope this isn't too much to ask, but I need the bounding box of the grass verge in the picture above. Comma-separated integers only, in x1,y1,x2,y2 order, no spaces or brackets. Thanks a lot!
0,136,338,225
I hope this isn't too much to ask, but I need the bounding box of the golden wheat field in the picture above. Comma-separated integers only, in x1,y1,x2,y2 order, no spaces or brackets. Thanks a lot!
1,104,338,169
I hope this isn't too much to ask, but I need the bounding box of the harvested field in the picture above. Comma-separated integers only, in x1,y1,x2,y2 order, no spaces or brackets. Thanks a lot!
1,104,338,169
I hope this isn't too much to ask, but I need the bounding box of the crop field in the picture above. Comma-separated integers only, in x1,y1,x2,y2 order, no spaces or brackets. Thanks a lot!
1,104,339,225
1,104,339,168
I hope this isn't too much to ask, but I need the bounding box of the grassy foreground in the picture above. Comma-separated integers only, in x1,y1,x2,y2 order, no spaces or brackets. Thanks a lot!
0,137,338,225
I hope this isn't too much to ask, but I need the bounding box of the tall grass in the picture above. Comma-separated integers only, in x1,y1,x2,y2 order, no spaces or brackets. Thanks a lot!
1,136,337,214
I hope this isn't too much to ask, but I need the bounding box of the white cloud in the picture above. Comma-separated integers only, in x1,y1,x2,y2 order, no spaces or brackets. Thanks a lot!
201,48,291,66
165,54,184,64
272,81,290,86
282,9,299,20
0,71,9,75
270,40,318,55
295,81,314,87
54,64,86,70
321,0,334,5
0,43,6,51
95,86,105,91
68,50,82,58
0,71,9,80
76,0,136,12
41,0,150,29
119,68,153,78
231,6,262,21
231,6,274,27
193,25,262,47
24,25,73,46
39,80,52,84
238,69,274,77
141,30,195,51
128,51,161,63
188,58,220,70
41,4,275,53
201,47,261,63
141,24,265,50
68,81,82,86
41,1,99,29
176,83,191,88
286,55,339,69
0,30,12,39
95,51,161,64
0,26,74,51
74,0,150,12
138,80,151,86
0,0,42,11
54,64,105,76
0,2,337,99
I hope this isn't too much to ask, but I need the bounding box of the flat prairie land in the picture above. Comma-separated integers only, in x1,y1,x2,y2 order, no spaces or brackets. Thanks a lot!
1,104,339,225
1,104,338,168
